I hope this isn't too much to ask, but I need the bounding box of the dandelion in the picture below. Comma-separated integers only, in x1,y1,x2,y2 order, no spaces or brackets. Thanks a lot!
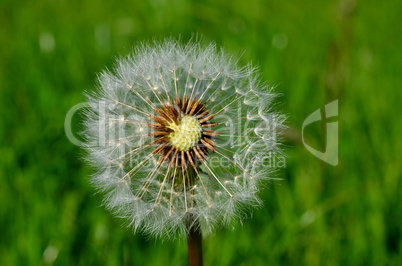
83,39,284,265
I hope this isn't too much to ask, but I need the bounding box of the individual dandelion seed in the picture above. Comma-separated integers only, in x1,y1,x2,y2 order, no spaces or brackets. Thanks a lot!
83,39,285,265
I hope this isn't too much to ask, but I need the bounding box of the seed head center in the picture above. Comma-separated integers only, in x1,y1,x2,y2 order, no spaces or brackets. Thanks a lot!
168,115,202,151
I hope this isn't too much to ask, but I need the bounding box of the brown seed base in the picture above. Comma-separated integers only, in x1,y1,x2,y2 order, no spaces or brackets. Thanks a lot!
148,95,219,170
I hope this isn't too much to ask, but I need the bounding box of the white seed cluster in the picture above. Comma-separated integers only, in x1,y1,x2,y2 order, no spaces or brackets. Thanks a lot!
168,116,202,152
83,40,285,239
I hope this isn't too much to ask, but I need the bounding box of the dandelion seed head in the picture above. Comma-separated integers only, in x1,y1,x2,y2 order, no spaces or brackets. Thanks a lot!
83,39,285,239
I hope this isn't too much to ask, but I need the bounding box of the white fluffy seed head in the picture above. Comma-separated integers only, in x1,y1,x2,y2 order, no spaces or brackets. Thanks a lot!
82,39,285,239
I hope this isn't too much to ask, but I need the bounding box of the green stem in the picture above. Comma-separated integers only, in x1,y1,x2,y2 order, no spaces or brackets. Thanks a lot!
187,221,203,266
186,163,203,266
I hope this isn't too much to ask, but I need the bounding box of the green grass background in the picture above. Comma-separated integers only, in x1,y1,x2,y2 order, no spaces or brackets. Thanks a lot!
1,0,401,265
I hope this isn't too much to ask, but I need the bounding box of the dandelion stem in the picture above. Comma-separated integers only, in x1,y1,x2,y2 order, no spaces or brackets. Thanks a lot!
187,218,203,266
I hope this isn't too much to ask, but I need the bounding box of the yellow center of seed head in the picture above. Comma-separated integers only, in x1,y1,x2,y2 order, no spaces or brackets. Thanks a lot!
168,115,202,151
